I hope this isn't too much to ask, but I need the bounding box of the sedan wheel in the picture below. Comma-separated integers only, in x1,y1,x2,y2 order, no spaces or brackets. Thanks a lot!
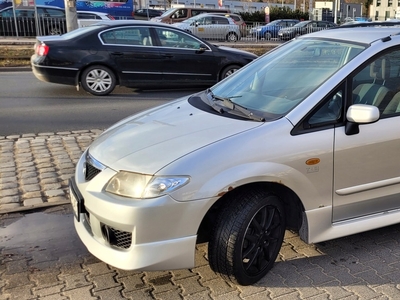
226,32,238,42
81,65,116,96
221,64,241,79
209,189,286,285
264,32,272,40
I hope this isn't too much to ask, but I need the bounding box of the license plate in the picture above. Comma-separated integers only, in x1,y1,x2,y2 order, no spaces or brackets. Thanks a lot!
69,178,84,222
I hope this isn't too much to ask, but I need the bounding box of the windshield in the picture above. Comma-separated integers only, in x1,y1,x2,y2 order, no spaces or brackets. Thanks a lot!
294,21,309,27
182,15,201,24
160,8,175,17
265,20,280,26
209,38,366,121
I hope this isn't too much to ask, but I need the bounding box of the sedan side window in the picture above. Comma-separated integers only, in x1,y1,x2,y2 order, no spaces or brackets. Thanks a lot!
154,28,203,49
100,28,146,45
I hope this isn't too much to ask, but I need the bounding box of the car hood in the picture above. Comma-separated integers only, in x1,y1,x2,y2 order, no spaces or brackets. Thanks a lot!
216,46,258,58
88,96,262,174
172,22,190,29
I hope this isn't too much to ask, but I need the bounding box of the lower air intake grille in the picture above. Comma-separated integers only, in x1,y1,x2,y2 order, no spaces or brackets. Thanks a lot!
101,224,132,249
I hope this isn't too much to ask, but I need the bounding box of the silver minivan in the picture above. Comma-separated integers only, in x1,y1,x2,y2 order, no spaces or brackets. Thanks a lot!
70,27,400,286
173,13,241,41
151,7,230,24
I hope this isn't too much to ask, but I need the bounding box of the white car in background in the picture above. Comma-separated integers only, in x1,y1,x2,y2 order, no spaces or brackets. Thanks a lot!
77,11,115,27
173,13,241,41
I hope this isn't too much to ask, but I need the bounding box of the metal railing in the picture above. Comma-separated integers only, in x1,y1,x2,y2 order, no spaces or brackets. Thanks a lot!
0,16,68,37
0,17,333,41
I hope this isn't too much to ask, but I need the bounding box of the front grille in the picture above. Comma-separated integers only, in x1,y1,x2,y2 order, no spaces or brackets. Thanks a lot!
101,224,132,249
85,162,101,181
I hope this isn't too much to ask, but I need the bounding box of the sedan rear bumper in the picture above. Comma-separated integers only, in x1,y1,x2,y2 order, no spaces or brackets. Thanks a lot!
31,60,79,86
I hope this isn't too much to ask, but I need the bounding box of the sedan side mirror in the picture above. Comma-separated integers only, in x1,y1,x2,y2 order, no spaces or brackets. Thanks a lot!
345,104,380,135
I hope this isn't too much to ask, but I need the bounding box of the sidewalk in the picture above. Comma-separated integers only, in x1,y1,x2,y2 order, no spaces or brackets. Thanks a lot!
0,129,103,214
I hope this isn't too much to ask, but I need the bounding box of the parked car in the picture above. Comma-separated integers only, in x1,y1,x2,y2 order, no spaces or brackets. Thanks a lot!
208,12,247,37
69,26,400,285
133,8,163,20
339,20,400,28
31,20,257,95
278,20,337,40
151,7,230,24
249,19,299,40
0,5,114,36
173,13,241,42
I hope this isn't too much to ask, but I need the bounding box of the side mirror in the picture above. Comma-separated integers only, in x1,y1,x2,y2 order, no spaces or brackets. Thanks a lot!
196,44,208,53
345,104,380,135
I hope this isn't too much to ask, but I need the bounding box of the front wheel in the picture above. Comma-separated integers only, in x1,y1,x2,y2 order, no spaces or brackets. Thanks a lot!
226,32,239,42
220,64,241,80
81,65,116,96
209,189,286,286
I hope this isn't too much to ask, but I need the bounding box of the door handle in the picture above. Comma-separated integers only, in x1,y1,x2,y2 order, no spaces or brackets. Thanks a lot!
111,52,124,56
161,54,173,58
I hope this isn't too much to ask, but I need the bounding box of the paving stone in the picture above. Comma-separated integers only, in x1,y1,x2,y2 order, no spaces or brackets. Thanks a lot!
122,287,155,299
91,272,121,292
62,285,98,300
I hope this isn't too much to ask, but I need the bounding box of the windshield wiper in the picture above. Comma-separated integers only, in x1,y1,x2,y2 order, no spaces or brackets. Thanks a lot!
208,90,265,122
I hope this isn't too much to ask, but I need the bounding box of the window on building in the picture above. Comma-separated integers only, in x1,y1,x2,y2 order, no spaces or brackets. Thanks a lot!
388,0,393,6
377,0,381,6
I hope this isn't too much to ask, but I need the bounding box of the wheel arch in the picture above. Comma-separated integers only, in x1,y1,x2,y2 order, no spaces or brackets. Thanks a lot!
197,181,304,244
218,63,243,81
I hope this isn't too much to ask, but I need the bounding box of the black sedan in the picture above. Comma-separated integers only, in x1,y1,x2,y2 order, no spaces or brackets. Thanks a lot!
31,20,258,96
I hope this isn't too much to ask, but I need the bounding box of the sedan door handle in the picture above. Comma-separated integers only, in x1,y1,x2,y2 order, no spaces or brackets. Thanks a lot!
111,52,124,56
161,54,173,58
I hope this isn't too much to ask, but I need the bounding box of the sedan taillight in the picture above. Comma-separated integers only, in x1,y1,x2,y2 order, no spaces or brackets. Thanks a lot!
36,44,49,56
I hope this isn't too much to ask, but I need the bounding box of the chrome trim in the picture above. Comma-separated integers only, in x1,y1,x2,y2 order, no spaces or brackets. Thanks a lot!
32,64,79,71
86,151,106,171
122,71,211,76
336,176,400,195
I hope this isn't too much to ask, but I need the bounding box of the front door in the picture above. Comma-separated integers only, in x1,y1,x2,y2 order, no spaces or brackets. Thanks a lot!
101,26,163,86
153,27,219,87
333,49,400,222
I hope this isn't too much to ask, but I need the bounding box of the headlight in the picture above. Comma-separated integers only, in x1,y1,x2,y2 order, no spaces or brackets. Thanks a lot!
105,171,190,199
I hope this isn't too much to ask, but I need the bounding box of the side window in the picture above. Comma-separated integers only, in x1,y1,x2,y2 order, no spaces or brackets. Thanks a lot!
155,28,203,49
100,27,145,45
44,8,65,17
192,10,204,17
307,85,344,127
352,49,400,116
214,16,228,24
0,8,13,17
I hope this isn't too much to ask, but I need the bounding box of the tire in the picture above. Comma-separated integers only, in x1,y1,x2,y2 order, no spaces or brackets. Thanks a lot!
226,32,238,42
81,65,116,96
264,32,272,40
220,64,241,79
209,189,286,286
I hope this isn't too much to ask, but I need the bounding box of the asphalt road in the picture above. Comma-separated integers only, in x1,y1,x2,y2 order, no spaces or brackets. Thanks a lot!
0,71,203,136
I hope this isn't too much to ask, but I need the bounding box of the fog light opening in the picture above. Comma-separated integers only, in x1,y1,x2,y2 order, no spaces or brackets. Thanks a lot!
101,224,117,245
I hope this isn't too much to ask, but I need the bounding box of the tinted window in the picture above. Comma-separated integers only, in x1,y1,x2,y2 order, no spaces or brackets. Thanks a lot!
37,8,65,17
77,13,100,19
154,27,203,49
101,27,149,45
213,16,229,24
